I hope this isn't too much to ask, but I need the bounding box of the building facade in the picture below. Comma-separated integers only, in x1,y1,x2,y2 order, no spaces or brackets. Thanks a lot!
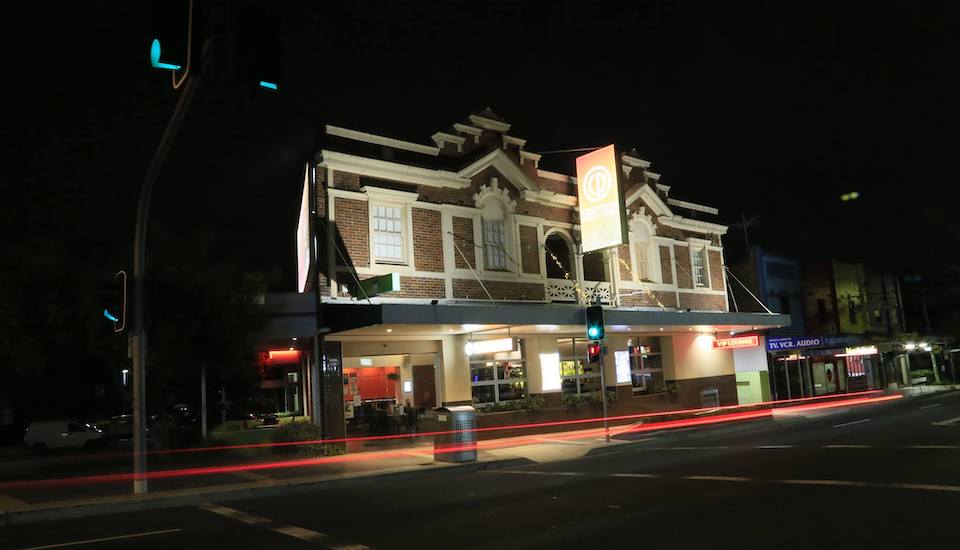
290,110,788,439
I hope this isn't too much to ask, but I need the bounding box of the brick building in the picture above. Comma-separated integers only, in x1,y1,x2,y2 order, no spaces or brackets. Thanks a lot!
289,110,789,439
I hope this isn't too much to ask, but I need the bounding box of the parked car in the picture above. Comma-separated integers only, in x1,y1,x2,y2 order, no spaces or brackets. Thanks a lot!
105,414,134,441
24,420,103,452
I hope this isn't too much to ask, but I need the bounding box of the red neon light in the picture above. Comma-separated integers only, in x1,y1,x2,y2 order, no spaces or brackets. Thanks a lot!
266,350,300,364
712,335,759,349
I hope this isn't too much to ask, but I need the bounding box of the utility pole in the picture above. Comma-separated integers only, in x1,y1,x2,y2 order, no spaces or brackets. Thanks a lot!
131,46,206,495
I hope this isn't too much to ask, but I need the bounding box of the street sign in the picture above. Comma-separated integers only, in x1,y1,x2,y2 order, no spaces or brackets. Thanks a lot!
712,335,759,349
352,272,400,298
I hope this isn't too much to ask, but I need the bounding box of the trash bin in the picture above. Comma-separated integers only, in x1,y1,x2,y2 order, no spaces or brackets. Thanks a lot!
433,405,477,463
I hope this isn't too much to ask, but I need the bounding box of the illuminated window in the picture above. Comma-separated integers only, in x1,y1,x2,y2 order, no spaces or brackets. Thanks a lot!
557,338,601,394
482,218,507,270
372,205,404,262
628,338,664,394
692,248,707,287
470,344,526,405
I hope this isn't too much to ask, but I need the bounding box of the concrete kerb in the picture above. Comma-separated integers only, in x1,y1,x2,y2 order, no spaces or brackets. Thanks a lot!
0,456,532,527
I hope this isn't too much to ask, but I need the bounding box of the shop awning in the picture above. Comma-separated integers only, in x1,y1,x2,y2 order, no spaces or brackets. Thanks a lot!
321,301,790,337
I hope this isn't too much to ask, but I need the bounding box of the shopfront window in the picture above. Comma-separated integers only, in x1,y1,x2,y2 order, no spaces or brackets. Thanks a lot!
470,344,526,405
628,337,664,393
558,337,602,394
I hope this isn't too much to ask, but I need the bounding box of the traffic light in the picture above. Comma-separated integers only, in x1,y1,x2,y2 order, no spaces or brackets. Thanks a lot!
236,2,283,91
150,0,196,72
585,305,604,341
102,271,128,333
587,343,602,364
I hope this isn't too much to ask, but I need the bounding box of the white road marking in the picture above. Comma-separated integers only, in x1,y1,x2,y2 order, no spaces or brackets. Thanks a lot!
18,529,182,550
823,444,872,448
919,403,942,410
486,470,960,494
683,475,752,482
198,503,369,549
931,416,960,426
832,418,871,428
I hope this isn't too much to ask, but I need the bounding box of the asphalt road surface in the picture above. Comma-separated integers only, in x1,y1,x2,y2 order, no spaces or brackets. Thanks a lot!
4,391,960,550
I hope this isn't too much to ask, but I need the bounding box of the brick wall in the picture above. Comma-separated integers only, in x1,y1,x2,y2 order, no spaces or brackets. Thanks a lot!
674,245,692,288
519,225,540,274
708,250,724,290
515,200,576,225
617,244,632,280
334,198,369,267
659,245,673,284
412,208,443,272
332,170,361,191
678,292,726,311
675,375,737,408
620,290,678,308
452,279,545,301
339,275,445,300
452,216,476,269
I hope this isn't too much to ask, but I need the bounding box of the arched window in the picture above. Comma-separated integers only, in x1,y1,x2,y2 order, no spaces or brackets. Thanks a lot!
545,233,572,279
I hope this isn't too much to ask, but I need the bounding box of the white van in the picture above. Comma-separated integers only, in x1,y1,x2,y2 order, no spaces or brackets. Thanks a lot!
24,420,103,451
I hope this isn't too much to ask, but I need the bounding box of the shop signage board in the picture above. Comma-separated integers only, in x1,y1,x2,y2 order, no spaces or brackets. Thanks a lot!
767,335,861,352
712,335,760,349
575,144,628,253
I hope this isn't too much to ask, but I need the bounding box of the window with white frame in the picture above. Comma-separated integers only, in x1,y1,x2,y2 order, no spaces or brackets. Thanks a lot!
372,205,404,263
482,218,507,270
692,247,708,287
634,239,648,281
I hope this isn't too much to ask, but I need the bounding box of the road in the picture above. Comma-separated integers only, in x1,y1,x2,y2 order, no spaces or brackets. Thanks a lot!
3,391,960,549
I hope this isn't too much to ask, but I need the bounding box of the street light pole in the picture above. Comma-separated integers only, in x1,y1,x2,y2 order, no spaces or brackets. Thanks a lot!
131,53,205,495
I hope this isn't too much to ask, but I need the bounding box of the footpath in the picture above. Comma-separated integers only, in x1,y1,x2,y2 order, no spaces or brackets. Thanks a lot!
0,389,924,526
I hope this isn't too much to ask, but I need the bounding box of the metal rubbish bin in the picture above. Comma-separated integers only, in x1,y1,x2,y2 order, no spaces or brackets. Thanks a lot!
433,405,477,463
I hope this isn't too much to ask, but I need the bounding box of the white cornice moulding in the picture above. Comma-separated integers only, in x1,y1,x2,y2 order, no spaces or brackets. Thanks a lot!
621,155,652,169
362,186,421,202
468,114,511,132
655,183,670,195
522,189,577,207
645,171,661,181
328,187,368,201
520,150,542,164
458,149,539,192
326,125,439,156
537,169,572,183
431,132,466,151
503,135,527,147
452,123,483,142
667,198,719,215
659,215,729,235
321,150,472,190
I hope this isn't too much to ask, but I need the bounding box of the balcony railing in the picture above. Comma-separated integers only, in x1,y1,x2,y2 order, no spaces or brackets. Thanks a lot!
546,279,613,304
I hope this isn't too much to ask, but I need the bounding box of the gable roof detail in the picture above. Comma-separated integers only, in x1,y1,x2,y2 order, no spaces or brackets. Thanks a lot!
458,148,539,193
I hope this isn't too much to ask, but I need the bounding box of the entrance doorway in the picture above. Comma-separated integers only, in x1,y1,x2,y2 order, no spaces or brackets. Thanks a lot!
412,364,436,411
341,353,438,439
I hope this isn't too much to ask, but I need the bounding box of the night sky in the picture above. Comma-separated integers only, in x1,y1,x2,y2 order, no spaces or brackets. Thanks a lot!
5,1,960,291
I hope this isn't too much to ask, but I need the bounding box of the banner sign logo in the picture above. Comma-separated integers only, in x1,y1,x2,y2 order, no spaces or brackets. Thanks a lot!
576,144,628,253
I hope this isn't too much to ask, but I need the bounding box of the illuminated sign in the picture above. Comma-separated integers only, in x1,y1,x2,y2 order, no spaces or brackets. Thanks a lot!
712,335,760,349
576,144,628,253
614,350,631,384
540,352,562,391
838,346,878,357
464,337,515,356
296,167,312,292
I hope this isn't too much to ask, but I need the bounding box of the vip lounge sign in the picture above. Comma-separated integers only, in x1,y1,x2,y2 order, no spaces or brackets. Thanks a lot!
576,144,628,253
712,335,760,349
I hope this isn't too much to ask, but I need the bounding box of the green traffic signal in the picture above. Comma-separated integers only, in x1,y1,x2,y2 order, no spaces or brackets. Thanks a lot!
586,305,605,341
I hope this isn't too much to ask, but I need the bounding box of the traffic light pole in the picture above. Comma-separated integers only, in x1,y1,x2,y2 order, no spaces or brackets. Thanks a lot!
598,349,609,443
131,54,205,495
